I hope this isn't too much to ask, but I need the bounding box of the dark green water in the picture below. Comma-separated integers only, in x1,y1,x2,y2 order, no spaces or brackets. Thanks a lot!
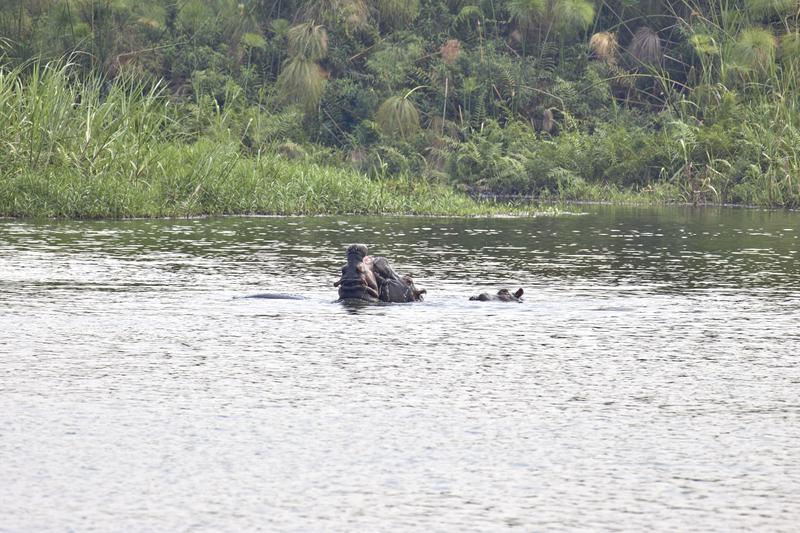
1,206,799,531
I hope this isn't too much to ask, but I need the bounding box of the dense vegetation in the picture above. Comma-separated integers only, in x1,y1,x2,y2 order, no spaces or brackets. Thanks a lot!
2,0,800,215
0,61,524,217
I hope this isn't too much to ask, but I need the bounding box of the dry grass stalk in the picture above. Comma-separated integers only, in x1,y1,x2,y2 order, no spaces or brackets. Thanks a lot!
589,31,618,62
542,108,555,132
440,39,461,65
630,27,662,67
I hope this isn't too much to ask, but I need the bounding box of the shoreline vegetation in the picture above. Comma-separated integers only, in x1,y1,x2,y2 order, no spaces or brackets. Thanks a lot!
0,62,522,218
2,1,800,218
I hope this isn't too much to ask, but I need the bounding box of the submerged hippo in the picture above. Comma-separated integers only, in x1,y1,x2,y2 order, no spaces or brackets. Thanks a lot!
469,288,524,302
334,244,426,303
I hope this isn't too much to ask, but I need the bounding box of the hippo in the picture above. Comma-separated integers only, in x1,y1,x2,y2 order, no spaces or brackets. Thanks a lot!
334,244,426,303
334,244,380,302
469,288,524,302
243,293,307,300
372,257,427,302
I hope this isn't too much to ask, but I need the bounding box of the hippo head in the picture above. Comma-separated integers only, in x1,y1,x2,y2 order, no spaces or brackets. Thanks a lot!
469,288,524,302
336,244,427,303
346,243,369,260
401,274,427,301
335,243,379,301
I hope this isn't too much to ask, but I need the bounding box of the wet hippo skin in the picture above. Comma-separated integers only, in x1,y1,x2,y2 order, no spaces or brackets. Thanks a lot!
469,288,524,302
335,244,425,303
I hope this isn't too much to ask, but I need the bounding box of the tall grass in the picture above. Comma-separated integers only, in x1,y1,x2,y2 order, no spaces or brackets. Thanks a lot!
0,60,173,183
0,60,536,218
0,139,535,217
665,0,800,207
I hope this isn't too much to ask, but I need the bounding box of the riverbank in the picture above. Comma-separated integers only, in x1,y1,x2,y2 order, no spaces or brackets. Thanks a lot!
6,1,800,215
1,61,795,219
0,63,700,219
0,140,540,218
0,138,759,219
0,61,644,219
0,62,506,218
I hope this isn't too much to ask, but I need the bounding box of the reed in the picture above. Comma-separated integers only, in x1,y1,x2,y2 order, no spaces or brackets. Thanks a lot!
589,32,618,62
0,141,542,217
286,22,328,61
376,0,420,30
376,94,421,138
0,60,543,218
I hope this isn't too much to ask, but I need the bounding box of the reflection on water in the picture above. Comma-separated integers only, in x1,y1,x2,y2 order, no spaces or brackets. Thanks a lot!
1,206,799,531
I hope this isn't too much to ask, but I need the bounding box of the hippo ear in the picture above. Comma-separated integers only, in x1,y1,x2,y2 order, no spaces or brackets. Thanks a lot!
514,288,524,298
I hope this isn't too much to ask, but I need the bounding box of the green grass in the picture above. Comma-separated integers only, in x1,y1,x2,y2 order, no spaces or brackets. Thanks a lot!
0,136,549,218
0,60,543,218
3,59,797,219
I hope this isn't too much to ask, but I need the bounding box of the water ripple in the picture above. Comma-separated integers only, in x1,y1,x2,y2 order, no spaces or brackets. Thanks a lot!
1,206,799,531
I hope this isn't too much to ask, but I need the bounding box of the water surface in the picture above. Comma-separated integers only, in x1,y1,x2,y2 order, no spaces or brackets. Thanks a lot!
1,206,799,531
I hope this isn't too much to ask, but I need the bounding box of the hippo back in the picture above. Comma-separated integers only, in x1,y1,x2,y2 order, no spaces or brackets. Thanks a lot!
469,288,524,302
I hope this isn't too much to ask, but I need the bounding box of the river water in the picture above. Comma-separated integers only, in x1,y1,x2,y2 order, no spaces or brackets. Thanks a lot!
1,206,799,531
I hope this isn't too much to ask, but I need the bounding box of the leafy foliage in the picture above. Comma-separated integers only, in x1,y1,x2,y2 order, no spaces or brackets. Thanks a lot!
276,58,328,112
779,32,800,66
287,22,328,61
508,0,546,33
376,95,421,138
4,0,800,208
377,0,421,30
552,0,594,34
731,27,777,79
745,0,797,20
629,27,663,67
